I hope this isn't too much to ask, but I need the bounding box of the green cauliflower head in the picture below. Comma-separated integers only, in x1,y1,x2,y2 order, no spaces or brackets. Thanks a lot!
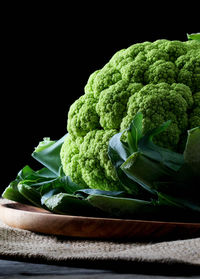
61,39,200,190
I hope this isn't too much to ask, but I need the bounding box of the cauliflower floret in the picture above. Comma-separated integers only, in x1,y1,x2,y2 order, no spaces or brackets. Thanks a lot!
144,60,178,84
96,81,143,130
67,92,100,137
157,40,188,61
61,130,122,190
91,64,122,98
121,83,193,149
60,135,87,187
176,49,200,92
61,39,200,190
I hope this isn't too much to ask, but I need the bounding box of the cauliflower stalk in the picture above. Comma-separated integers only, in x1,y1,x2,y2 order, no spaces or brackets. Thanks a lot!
61,39,200,191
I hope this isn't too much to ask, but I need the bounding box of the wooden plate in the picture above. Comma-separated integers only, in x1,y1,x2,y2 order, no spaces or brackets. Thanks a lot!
1,202,200,240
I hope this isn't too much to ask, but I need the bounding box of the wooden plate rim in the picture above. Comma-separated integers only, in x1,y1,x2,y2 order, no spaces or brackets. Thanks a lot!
1,202,200,227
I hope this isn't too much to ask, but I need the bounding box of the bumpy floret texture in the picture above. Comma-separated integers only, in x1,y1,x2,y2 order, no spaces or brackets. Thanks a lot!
61,39,200,190
61,130,123,191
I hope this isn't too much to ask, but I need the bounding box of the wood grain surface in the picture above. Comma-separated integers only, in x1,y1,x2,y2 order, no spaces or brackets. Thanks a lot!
1,202,200,240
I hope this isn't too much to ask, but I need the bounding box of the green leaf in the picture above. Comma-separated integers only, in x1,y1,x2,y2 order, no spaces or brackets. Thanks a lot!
138,120,184,171
187,33,200,41
59,176,85,194
75,189,126,199
34,138,56,152
44,193,95,215
34,167,57,179
127,112,143,153
17,182,42,208
110,115,185,197
108,131,130,166
87,194,158,219
121,152,170,193
2,165,44,204
38,176,84,199
108,129,153,197
158,192,200,216
2,181,31,204
38,175,85,205
151,127,200,200
17,165,38,180
183,126,200,177
1,158,86,210
108,131,144,195
41,188,64,205
32,134,68,176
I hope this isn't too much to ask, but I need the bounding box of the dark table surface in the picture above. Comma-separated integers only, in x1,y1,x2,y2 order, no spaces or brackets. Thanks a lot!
1,259,200,279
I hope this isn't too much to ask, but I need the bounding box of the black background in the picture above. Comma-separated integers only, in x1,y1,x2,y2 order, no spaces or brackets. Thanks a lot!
1,3,199,194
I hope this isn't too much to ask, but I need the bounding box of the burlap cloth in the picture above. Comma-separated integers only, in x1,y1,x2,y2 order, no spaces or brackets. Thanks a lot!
0,198,200,273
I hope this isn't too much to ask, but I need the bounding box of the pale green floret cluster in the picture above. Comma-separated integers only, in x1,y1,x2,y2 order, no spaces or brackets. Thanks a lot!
61,39,200,190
